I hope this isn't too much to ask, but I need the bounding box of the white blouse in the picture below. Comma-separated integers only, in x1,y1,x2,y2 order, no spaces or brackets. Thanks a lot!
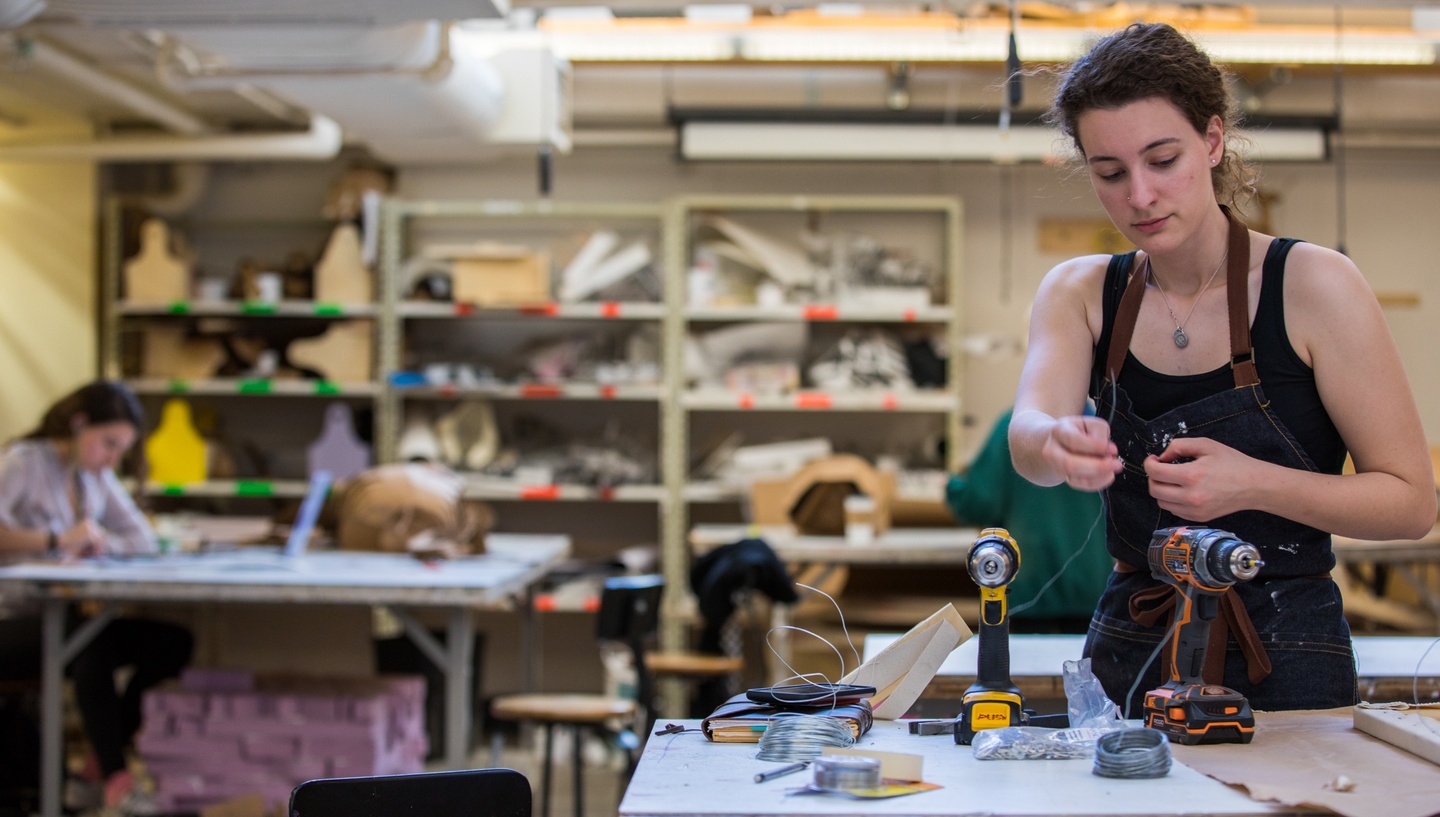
0,438,156,563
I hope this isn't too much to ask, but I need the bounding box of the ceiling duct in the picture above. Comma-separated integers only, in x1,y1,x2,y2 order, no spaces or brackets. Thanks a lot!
158,24,569,163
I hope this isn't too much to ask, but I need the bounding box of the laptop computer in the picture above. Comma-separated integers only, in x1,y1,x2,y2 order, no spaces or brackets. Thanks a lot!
284,470,332,558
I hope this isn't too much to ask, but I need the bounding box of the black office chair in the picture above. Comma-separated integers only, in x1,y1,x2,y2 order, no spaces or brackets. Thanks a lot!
289,768,530,817
489,574,664,817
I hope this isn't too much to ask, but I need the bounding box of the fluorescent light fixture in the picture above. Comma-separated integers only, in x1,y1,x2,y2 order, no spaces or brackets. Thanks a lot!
541,16,1438,67
684,4,751,24
1195,32,1436,66
681,122,1065,162
679,121,1328,163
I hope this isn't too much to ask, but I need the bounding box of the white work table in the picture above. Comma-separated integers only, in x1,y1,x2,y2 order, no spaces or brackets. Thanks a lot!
862,633,1440,703
688,524,979,565
619,718,1293,817
0,538,566,817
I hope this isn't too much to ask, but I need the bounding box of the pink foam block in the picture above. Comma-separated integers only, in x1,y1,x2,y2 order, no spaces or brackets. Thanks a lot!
181,668,255,693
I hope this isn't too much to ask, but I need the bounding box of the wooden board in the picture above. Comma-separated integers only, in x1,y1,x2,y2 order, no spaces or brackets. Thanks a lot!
141,325,225,379
313,223,373,304
287,321,372,383
124,219,190,304
1352,705,1440,767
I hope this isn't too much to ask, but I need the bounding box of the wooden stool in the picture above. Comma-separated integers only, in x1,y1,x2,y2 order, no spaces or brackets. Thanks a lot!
646,652,744,718
489,694,636,817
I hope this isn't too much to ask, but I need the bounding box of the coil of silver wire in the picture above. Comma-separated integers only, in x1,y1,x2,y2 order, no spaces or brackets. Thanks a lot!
755,714,856,763
1092,729,1171,778
810,756,881,791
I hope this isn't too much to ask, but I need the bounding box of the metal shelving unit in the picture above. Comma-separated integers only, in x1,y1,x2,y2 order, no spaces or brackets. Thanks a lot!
662,194,965,656
376,197,671,535
101,199,382,506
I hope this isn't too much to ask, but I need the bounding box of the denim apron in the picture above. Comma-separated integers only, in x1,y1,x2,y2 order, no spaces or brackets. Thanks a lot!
1083,208,1357,716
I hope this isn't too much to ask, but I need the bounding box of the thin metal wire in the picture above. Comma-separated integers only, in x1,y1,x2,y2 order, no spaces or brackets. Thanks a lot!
755,715,856,762
1093,729,1171,778
810,756,880,790
1413,635,1440,706
1123,618,1181,721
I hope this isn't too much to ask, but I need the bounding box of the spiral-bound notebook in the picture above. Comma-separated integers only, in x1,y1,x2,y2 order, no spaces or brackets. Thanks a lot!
700,693,873,743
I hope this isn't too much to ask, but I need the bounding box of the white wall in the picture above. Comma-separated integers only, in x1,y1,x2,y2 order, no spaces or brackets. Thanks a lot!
0,159,96,441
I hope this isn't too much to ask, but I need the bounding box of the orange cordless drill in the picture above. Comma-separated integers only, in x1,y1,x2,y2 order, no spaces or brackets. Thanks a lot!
1143,526,1265,746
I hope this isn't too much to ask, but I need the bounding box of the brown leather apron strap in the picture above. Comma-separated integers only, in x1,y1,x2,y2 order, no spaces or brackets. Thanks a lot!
1105,257,1150,384
1122,575,1273,686
1100,205,1256,389
1212,590,1272,685
1222,206,1260,389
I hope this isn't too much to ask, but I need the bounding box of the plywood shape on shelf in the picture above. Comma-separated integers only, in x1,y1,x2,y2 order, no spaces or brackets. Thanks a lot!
287,321,372,383
314,223,372,304
124,219,190,304
1037,217,1134,255
452,250,550,306
141,325,225,379
307,402,371,481
146,398,208,485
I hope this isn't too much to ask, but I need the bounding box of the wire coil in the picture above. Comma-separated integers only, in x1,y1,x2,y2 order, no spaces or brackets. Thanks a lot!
1093,729,1171,779
810,756,881,791
755,715,856,763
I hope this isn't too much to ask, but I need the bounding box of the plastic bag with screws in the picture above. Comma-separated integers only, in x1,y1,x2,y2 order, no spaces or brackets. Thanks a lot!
973,658,1127,760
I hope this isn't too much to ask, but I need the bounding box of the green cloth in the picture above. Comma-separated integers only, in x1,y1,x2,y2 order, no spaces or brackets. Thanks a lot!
945,409,1113,621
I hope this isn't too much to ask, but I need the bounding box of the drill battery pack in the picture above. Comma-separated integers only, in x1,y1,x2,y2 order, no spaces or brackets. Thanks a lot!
1143,683,1256,746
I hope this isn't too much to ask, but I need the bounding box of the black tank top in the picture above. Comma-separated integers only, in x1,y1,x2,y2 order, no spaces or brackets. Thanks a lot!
1089,238,1347,475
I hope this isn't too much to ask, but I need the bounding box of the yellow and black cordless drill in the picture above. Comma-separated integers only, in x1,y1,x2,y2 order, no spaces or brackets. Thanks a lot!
955,527,1025,745
1142,526,1264,746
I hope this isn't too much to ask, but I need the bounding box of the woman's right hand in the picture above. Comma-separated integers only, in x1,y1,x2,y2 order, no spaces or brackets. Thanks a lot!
57,521,106,558
1041,415,1123,492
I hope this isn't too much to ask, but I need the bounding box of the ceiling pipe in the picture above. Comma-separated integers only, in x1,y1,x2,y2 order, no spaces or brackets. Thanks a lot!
11,33,212,135
0,112,342,161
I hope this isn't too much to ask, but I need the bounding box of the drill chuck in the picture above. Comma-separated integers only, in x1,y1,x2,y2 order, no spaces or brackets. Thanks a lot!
968,529,1020,588
1192,531,1264,588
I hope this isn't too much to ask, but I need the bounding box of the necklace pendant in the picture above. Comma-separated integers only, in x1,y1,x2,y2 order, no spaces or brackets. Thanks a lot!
1173,327,1190,348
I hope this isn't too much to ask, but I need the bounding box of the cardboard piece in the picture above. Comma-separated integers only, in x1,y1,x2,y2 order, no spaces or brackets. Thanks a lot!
313,223,373,304
287,322,373,383
124,218,190,304
1171,708,1440,817
839,603,972,720
438,242,550,306
749,454,893,536
1352,703,1440,766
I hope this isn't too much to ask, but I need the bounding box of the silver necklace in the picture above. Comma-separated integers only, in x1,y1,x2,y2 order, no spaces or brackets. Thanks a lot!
1145,249,1227,349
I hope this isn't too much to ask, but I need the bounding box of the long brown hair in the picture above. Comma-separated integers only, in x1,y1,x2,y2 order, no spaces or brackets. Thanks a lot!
22,380,150,493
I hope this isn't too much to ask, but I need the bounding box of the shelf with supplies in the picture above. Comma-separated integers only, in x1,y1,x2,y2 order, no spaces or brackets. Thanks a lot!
378,197,669,565
398,301,666,320
663,195,965,692
127,378,382,398
102,197,381,513
118,300,379,318
394,382,665,402
680,388,954,412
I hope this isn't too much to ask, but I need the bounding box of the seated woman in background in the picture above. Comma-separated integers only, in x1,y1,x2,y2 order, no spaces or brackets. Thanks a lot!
0,380,193,811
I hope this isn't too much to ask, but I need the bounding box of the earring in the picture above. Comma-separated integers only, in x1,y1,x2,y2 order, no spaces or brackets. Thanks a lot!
1212,158,1218,165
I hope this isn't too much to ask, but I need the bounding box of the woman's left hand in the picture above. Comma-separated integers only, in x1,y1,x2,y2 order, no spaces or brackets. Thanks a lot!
1143,437,1261,522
